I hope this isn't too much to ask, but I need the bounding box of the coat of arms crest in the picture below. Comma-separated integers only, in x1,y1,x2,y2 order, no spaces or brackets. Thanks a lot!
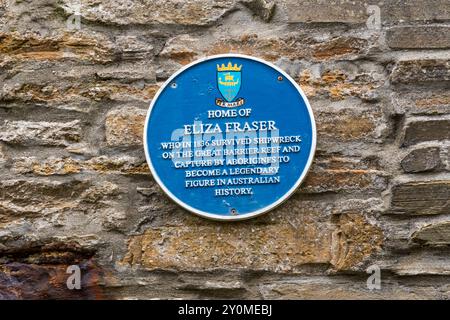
216,62,245,108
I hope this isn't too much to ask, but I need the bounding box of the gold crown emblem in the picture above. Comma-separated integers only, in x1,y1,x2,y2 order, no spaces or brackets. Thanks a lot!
217,62,242,72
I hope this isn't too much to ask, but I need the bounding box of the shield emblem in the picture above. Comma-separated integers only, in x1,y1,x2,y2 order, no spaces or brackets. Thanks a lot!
217,63,242,102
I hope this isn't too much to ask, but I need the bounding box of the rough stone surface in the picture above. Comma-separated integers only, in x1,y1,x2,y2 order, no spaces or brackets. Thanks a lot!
401,147,443,173
386,26,450,49
259,277,450,299
402,118,450,146
411,222,450,246
389,180,450,215
158,32,373,65
0,120,81,147
0,0,449,300
57,0,237,26
12,155,149,176
0,144,5,166
300,155,388,193
282,0,450,24
316,107,387,143
392,250,450,276
390,59,450,84
105,107,146,147
0,179,121,220
392,90,450,115
122,201,382,272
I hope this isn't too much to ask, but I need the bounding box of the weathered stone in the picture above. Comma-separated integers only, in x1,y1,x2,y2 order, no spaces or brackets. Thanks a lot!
390,59,450,84
12,155,149,176
0,261,110,299
301,156,388,193
103,271,251,299
90,84,159,102
158,34,200,65
57,0,237,26
392,250,450,275
0,144,5,166
0,120,81,147
299,67,383,100
123,219,332,272
390,180,450,215
401,147,442,173
114,36,155,60
316,108,386,143
445,146,450,171
383,0,450,23
0,179,83,219
122,200,382,272
13,157,81,176
172,273,250,298
233,35,369,63
330,213,383,271
282,0,376,24
411,222,450,246
282,0,450,24
311,37,369,61
241,0,276,22
65,143,96,156
0,32,115,63
0,236,97,264
0,74,158,106
95,63,156,83
79,181,121,203
105,107,146,147
86,156,149,175
259,277,450,299
387,26,450,49
0,236,108,299
392,90,450,115
135,195,385,229
402,118,450,146
160,33,371,66
0,179,120,221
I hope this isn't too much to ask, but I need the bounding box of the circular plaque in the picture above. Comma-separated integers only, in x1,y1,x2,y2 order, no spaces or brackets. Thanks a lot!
144,54,316,221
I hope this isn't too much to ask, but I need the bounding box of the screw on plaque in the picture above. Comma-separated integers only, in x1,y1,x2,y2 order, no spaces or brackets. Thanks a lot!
277,75,283,81
230,208,238,215
170,82,177,89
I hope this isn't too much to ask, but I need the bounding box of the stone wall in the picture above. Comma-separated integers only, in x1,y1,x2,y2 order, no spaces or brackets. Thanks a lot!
0,0,449,299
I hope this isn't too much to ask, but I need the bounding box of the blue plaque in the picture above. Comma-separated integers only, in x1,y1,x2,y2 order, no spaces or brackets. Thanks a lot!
144,54,316,221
